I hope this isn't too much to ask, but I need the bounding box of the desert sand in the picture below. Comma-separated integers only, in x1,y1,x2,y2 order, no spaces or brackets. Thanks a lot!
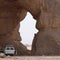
0,56,60,60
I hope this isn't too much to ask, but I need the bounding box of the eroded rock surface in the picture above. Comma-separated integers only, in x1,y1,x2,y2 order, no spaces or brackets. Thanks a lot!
0,0,29,55
0,0,60,56
32,0,60,55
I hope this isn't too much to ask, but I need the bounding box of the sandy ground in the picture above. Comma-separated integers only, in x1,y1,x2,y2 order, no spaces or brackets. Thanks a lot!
0,56,60,60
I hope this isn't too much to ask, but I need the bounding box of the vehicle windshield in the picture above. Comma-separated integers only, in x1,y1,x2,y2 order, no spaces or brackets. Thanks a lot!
5,47,15,50
11,48,14,50
6,48,9,50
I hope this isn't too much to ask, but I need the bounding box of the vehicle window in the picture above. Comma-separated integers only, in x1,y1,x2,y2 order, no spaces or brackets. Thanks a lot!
11,48,13,50
6,48,9,50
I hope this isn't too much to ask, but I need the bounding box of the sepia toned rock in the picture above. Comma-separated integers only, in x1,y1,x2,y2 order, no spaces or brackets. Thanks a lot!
0,0,29,55
0,0,60,56
31,0,60,55
18,0,60,55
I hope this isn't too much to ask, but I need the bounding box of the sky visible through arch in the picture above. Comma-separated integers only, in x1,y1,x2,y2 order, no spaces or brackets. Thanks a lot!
19,12,38,45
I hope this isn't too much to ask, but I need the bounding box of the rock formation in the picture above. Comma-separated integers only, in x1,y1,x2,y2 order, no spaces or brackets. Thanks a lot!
17,0,60,55
0,0,60,56
31,0,60,55
0,0,30,55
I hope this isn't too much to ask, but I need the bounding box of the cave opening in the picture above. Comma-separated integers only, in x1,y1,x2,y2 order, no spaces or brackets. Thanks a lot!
19,12,38,50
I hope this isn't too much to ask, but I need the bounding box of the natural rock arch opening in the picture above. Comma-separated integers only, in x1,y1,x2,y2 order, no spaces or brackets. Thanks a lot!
0,0,60,56
19,12,38,50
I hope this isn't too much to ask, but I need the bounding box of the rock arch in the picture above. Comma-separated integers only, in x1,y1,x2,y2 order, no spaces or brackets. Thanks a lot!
17,0,60,56
0,0,60,56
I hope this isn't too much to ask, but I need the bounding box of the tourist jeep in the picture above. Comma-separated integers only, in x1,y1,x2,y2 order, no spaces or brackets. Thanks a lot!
4,45,15,56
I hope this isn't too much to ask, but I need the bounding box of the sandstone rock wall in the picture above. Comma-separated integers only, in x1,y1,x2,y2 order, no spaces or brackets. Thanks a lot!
0,0,60,56
32,0,60,55
0,0,29,55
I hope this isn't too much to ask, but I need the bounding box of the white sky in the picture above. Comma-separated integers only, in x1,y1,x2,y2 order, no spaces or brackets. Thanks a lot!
19,12,38,45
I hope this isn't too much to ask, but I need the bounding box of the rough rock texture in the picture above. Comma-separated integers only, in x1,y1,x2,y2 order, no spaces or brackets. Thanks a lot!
0,0,27,34
18,0,60,55
0,0,30,55
32,0,60,55
0,24,29,56
0,0,60,56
